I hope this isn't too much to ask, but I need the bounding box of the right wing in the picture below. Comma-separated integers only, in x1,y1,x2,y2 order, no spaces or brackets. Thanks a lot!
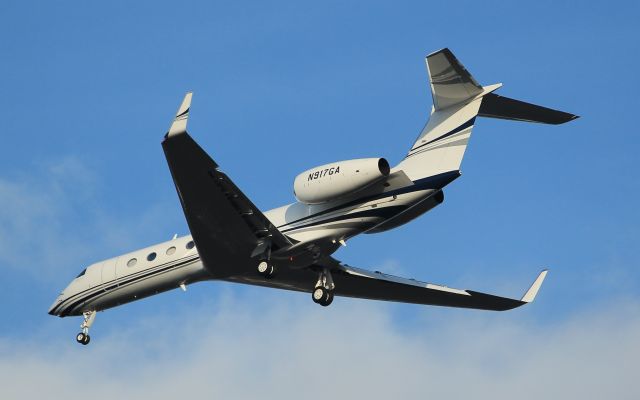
319,257,547,311
161,93,291,277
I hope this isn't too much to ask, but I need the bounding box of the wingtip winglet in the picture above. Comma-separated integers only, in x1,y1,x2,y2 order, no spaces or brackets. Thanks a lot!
520,269,548,303
167,92,193,138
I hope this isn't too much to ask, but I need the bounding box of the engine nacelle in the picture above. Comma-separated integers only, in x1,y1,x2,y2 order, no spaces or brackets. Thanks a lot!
293,158,390,204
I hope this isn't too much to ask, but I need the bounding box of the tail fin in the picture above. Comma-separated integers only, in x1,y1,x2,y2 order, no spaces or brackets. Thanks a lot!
398,49,492,181
397,48,578,182
427,48,484,111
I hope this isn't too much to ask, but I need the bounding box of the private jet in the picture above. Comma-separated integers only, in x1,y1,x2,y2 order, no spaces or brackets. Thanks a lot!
48,48,577,345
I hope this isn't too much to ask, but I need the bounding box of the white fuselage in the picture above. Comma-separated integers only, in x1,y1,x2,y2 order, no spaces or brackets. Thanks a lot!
48,169,443,317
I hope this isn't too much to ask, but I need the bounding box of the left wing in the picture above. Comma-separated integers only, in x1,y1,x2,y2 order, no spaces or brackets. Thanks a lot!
317,257,547,311
162,93,291,277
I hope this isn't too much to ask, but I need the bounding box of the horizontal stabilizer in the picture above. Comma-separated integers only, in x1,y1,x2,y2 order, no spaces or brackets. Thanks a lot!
479,93,578,124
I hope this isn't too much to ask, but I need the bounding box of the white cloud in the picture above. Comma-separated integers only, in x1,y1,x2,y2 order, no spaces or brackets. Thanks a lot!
1,296,637,399
0,159,80,274
0,157,179,280
1,160,636,399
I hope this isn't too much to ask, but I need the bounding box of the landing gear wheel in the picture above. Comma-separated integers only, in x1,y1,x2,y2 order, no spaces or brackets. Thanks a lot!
312,286,326,303
322,291,334,307
76,332,90,345
312,287,334,306
257,261,275,278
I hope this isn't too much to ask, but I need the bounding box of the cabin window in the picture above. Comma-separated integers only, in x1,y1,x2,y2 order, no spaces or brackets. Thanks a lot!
127,258,137,267
166,246,176,255
147,252,157,262
186,241,195,249
76,268,87,278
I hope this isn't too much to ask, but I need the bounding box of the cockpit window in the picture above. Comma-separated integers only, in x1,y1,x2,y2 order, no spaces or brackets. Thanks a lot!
76,268,87,278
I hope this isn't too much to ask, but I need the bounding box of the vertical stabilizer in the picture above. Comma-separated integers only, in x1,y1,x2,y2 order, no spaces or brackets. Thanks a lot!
397,49,498,181
428,48,483,111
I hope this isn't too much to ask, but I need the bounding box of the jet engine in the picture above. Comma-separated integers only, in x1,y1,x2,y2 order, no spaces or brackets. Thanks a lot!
293,158,390,204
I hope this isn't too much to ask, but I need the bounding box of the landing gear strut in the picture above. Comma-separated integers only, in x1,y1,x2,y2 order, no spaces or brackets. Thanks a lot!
76,310,96,345
312,268,335,307
256,241,276,278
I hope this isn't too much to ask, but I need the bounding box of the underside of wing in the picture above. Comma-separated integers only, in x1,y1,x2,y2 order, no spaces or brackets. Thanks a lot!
161,93,291,277
224,254,547,311
321,258,547,311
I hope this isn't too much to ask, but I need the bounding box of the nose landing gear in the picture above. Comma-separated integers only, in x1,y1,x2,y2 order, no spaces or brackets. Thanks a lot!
76,310,96,345
76,332,90,345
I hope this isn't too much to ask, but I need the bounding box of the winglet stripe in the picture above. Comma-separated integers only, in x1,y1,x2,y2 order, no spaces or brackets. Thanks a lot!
168,92,192,137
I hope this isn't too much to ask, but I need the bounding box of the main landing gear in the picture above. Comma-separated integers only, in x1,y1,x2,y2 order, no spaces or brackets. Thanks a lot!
256,240,276,278
257,260,275,278
312,268,335,307
76,310,96,345
312,286,334,306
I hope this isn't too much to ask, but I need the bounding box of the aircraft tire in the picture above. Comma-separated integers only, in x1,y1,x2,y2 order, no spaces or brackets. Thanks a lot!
313,287,334,306
312,287,326,304
76,332,86,344
258,261,275,278
321,291,334,307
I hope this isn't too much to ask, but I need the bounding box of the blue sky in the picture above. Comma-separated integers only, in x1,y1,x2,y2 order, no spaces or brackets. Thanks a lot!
1,1,639,398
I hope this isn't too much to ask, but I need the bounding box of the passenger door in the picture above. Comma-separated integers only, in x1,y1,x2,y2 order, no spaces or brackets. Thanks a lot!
101,260,117,291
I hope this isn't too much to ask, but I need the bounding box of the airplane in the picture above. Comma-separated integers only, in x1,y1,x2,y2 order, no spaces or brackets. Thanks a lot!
48,48,577,345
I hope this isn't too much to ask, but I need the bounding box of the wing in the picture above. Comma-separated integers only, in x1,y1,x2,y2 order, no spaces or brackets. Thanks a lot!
161,93,291,277
318,257,547,311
